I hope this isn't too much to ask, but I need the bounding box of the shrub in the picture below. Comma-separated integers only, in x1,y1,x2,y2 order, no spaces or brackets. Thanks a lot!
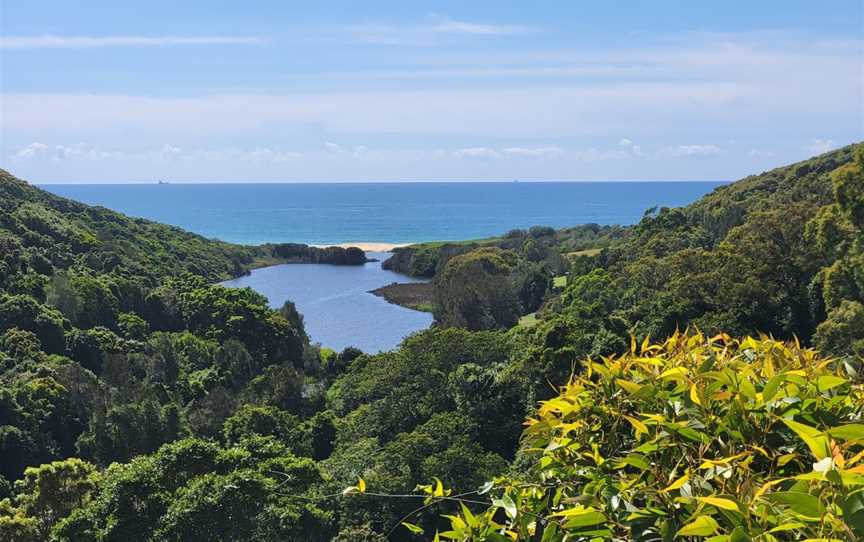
434,331,864,541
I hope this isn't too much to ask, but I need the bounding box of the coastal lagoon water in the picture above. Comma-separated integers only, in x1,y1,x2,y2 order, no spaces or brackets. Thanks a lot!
43,182,725,245
220,253,432,353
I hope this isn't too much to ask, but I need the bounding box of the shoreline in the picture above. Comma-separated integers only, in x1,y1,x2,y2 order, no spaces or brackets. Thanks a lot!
311,242,410,252
370,282,435,313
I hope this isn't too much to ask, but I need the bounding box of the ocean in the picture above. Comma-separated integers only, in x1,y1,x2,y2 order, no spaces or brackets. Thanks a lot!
42,181,725,246
42,181,724,352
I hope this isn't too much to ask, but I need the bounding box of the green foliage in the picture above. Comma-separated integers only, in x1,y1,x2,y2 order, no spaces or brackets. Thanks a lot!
52,438,334,542
384,223,625,278
165,276,304,366
812,146,864,358
434,248,523,330
3,145,864,540
436,332,864,540
117,312,149,340
0,294,69,354
269,243,367,265
534,143,864,356
0,458,99,538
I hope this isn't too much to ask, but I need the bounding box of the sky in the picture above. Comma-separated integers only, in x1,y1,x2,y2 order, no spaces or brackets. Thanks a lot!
1,1,862,183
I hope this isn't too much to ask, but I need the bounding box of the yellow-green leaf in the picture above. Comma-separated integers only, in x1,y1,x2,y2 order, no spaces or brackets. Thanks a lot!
782,419,831,460
616,378,643,394
768,522,805,533
357,477,366,493
660,472,690,493
433,477,444,497
660,367,688,380
816,375,846,392
690,383,702,405
676,515,720,537
624,415,648,437
697,496,740,511
402,522,424,534
829,424,864,441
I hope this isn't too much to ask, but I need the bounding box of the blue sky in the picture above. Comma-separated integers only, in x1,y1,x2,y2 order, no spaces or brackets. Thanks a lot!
1,1,862,182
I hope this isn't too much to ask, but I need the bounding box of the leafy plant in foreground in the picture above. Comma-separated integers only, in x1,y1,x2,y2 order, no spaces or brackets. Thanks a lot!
433,331,864,541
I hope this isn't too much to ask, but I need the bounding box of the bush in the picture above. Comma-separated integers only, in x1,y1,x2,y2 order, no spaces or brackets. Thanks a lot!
436,331,864,541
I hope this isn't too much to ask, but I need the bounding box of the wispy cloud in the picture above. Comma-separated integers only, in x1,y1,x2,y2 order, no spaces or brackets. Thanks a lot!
452,146,564,159
502,147,564,158
9,142,302,163
430,19,531,36
747,149,775,158
324,141,367,157
804,138,835,154
0,35,267,49
453,147,500,159
659,144,723,157
619,138,643,156
11,142,49,160
348,17,532,45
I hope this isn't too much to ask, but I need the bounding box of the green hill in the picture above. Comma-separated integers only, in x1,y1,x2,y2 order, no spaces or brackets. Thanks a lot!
0,168,263,288
0,144,861,541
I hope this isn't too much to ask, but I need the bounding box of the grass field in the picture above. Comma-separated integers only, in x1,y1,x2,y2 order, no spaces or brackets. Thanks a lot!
566,248,602,258
518,312,538,327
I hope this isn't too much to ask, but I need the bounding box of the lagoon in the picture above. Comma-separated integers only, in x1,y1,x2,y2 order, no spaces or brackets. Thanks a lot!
220,252,432,353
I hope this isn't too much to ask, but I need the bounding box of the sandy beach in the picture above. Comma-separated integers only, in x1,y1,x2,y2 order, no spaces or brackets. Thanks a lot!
311,242,410,252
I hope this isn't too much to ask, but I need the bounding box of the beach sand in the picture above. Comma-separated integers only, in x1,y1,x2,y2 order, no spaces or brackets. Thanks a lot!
311,242,410,252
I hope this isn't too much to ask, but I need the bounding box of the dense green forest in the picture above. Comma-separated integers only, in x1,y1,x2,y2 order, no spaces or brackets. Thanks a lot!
0,144,862,541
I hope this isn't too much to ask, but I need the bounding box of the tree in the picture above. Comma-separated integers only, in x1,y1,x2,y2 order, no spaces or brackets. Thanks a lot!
813,146,864,356
434,248,522,330
11,458,98,537
0,294,68,354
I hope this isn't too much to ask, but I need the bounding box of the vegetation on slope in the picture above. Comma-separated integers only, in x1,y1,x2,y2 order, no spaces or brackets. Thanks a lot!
0,144,861,541
383,225,627,279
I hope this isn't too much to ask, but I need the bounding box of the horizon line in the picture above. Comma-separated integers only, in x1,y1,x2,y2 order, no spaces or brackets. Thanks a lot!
33,179,730,186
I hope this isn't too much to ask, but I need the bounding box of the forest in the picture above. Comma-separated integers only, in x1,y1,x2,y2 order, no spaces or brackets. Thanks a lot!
0,142,862,541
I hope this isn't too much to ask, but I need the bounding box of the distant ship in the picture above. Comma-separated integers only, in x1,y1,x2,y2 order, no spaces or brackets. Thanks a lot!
157,180,169,185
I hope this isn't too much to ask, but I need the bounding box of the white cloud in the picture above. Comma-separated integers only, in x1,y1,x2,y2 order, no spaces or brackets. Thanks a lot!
805,138,835,154
7,142,307,165
11,142,49,160
11,142,122,161
747,149,775,158
324,141,367,157
502,146,563,158
242,147,302,163
453,147,500,159
348,17,531,45
660,144,723,157
430,19,531,36
618,138,643,156
0,35,267,49
160,144,183,160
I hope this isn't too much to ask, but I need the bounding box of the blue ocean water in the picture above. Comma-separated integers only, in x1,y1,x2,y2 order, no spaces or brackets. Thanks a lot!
220,253,432,353
42,182,725,245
